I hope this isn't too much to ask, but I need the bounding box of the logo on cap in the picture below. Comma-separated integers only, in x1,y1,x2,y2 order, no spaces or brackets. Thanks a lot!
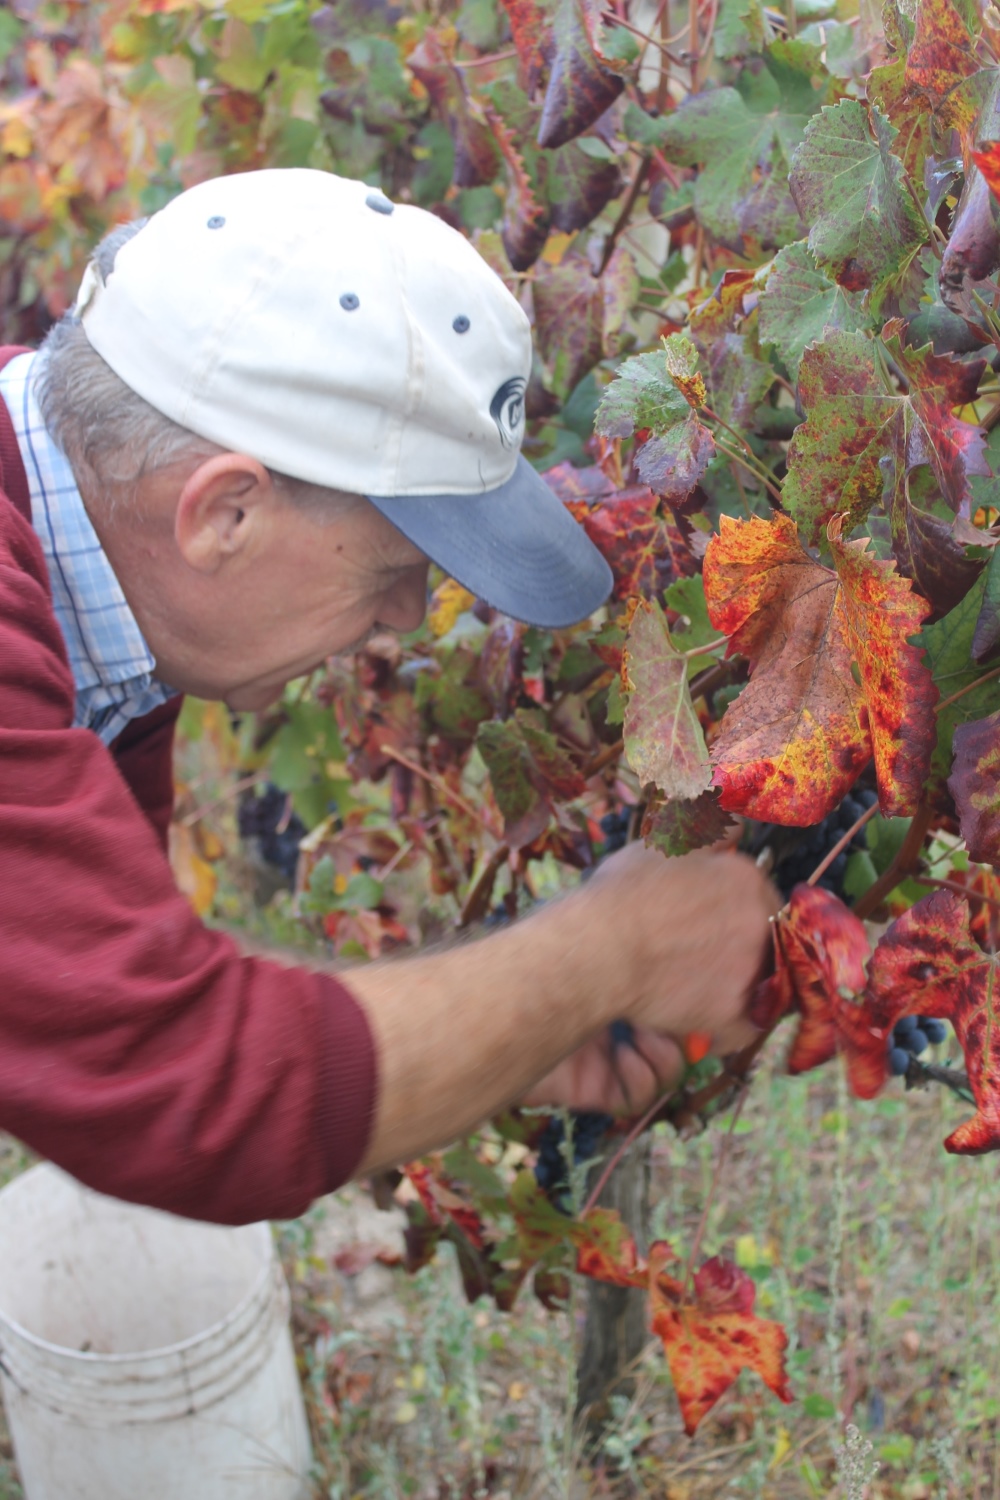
490,377,526,450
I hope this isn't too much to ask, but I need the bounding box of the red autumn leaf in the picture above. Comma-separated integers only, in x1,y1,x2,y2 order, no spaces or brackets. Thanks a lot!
863,891,1000,1153
703,512,936,824
650,1255,793,1436
405,1160,489,1249
949,710,1000,867
766,884,872,1079
499,0,549,96
905,0,979,109
571,486,682,600
828,514,938,815
483,104,549,271
974,142,1000,202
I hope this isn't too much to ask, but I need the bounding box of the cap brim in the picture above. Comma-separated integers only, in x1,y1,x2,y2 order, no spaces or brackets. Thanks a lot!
366,456,613,629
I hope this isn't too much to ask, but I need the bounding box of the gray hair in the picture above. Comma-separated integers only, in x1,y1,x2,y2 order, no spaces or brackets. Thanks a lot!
37,219,348,515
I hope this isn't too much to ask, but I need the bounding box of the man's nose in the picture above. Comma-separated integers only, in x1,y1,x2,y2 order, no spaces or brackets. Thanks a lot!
376,562,430,634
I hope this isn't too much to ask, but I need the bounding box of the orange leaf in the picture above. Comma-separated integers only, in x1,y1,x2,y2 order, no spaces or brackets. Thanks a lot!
703,512,935,823
974,142,1000,202
651,1257,793,1435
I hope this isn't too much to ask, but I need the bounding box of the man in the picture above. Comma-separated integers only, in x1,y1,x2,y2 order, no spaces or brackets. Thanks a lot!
0,168,776,1225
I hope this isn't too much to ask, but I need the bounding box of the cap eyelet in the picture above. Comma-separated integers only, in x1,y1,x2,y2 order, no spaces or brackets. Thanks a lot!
453,315,470,334
207,216,226,230
366,192,394,215
340,293,360,311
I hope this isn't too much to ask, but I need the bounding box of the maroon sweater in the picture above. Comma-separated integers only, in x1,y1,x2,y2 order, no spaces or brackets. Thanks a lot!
0,348,376,1223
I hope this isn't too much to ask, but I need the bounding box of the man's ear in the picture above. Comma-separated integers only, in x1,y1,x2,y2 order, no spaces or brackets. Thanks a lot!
174,453,274,574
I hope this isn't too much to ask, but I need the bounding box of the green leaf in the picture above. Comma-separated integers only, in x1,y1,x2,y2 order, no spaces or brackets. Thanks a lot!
758,241,871,379
789,101,927,302
665,574,715,653
802,1394,838,1419
640,790,736,855
651,42,829,249
595,352,690,440
477,719,551,848
623,600,712,798
917,571,1000,787
0,8,23,63
973,546,1000,663
714,0,772,59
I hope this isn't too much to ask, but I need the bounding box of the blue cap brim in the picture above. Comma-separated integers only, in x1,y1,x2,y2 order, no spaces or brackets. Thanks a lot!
366,456,613,629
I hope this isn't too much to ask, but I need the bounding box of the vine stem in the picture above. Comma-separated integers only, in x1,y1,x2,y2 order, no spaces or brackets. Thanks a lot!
582,740,625,777
378,743,490,829
914,874,1000,912
683,1083,747,1289
598,153,651,276
805,802,879,887
452,46,518,67
714,437,784,505
457,843,510,928
851,797,934,920
580,1085,676,1218
935,663,1000,714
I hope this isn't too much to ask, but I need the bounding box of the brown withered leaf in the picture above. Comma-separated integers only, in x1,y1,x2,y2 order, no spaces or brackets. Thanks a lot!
641,791,737,857
532,251,605,400
407,32,499,187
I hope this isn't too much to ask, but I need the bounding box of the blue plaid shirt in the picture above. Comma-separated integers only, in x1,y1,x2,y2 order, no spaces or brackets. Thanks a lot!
0,351,174,745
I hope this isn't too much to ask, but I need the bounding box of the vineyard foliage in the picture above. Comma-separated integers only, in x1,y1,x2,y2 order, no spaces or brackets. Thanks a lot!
5,0,1000,1434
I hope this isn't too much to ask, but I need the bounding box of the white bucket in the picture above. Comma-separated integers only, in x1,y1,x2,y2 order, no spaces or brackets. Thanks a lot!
0,1165,314,1499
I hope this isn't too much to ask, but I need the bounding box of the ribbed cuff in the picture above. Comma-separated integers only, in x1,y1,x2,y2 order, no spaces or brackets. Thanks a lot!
311,972,378,1189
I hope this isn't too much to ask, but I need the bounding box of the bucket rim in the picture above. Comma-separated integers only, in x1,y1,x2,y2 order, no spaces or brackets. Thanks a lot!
0,1167,276,1367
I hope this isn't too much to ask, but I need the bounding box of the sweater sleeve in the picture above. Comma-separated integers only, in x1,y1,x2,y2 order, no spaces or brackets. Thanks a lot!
0,497,377,1224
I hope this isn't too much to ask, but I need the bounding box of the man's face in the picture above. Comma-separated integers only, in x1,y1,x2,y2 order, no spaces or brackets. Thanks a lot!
219,497,430,712
97,459,431,708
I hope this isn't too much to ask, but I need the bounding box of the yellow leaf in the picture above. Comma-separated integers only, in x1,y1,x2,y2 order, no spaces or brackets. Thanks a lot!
541,231,574,265
1,117,33,160
507,1381,527,1401
410,1364,427,1391
394,1401,418,1424
169,824,217,917
769,1425,792,1470
428,578,476,637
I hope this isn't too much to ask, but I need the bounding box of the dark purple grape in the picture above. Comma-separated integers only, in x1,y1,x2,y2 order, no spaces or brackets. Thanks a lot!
889,1046,910,1076
923,1019,947,1045
908,1028,930,1056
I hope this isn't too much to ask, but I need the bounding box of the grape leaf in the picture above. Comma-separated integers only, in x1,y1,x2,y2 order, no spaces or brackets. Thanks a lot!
596,351,691,440
532,251,605,399
918,569,1000,788
567,484,680,600
782,330,988,545
499,0,549,96
867,58,933,182
758,241,870,380
650,1255,793,1436
623,599,713,799
828,513,938,815
537,0,624,150
788,101,926,299
973,547,1000,664
704,512,935,822
408,31,499,188
595,351,715,505
548,138,622,232
650,40,829,250
759,884,873,1079
484,102,549,270
640,790,737,856
477,714,582,848
949,710,1000,865
635,416,716,504
904,0,979,110
863,891,1000,1153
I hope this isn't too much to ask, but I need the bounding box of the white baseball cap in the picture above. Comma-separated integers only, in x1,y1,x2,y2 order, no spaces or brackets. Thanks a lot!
75,168,612,628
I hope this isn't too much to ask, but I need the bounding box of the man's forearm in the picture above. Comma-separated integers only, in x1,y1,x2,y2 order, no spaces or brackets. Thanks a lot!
343,846,777,1174
347,894,613,1172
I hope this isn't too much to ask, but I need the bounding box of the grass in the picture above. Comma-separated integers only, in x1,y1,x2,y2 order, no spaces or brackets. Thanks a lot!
274,1036,1000,1500
0,1024,994,1497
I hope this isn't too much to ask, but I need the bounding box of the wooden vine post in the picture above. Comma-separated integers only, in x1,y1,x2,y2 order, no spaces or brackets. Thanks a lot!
575,1136,652,1434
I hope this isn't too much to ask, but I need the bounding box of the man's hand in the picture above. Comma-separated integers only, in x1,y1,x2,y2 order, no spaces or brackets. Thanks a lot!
346,844,778,1173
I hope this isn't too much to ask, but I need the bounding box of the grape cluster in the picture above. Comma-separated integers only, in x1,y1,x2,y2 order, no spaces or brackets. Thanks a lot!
888,1015,948,1075
599,809,630,855
769,788,879,900
237,783,307,884
533,1111,613,1210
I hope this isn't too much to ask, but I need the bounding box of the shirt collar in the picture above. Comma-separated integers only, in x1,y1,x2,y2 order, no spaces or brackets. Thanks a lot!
0,350,175,745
